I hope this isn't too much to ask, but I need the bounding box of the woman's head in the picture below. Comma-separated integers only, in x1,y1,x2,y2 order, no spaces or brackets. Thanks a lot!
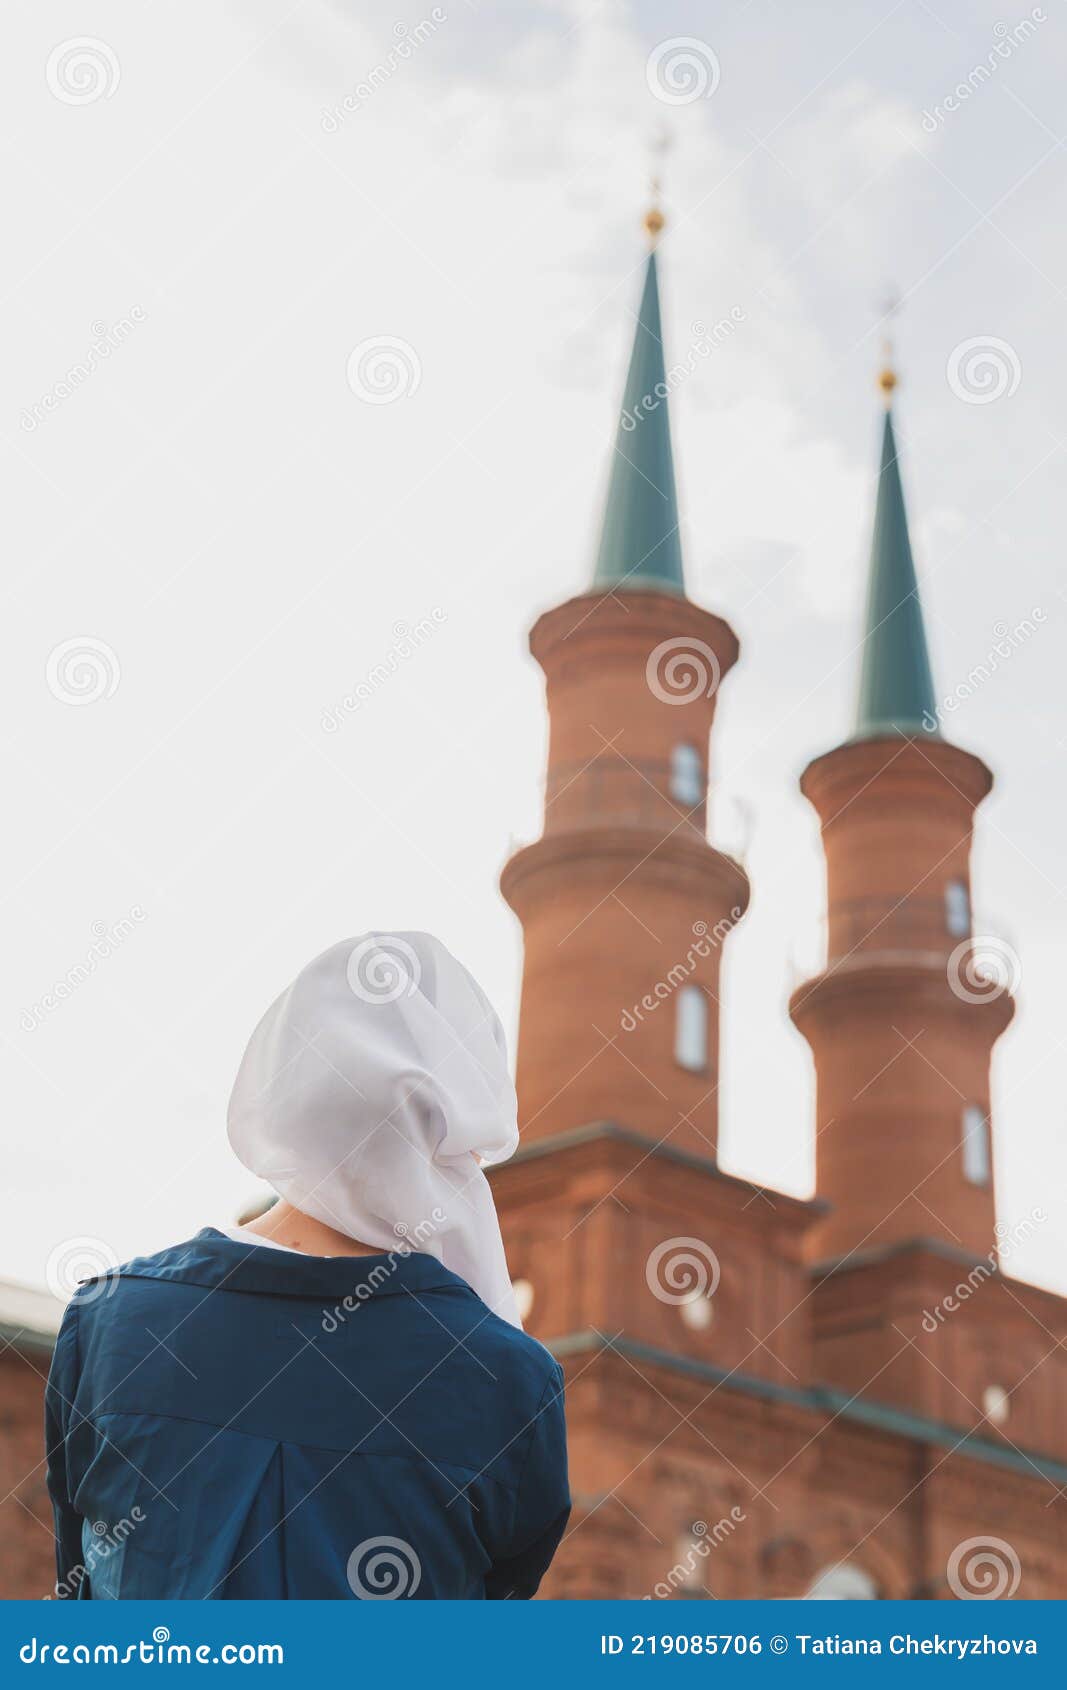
227,933,522,1324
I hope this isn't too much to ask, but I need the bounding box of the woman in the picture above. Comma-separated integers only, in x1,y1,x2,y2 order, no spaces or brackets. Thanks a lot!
45,933,569,1599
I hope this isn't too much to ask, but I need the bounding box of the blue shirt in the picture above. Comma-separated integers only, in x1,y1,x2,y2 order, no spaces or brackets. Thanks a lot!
44,1229,569,1600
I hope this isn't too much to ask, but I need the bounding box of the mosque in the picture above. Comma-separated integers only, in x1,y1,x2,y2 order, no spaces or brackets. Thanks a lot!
2,201,1065,1601
488,199,1067,1599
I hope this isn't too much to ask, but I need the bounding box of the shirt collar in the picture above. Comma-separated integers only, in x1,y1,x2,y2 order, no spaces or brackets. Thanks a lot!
102,1227,473,1306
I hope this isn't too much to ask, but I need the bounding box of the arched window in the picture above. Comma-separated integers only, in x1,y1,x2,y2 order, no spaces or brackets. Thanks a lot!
680,1291,713,1332
945,879,971,938
806,1563,879,1599
672,1523,711,1598
511,1278,535,1322
675,985,708,1072
670,743,704,806
962,1104,991,1186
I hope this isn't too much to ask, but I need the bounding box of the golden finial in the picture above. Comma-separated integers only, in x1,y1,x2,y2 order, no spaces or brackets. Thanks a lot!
644,125,671,247
644,204,665,244
878,288,901,407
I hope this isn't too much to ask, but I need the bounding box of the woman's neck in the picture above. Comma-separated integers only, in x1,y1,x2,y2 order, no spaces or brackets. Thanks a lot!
239,1200,382,1258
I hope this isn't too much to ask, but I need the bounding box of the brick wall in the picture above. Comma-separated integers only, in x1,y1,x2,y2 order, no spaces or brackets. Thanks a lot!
0,1345,55,1599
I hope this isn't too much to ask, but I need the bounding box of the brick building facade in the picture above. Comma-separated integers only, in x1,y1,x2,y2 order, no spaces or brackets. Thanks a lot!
0,1287,63,1599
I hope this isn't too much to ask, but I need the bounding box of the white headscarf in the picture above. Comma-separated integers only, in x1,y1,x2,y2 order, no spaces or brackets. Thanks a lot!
227,933,522,1327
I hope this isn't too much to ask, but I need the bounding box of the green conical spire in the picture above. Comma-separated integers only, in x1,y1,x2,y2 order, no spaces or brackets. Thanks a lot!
592,243,686,596
853,396,939,740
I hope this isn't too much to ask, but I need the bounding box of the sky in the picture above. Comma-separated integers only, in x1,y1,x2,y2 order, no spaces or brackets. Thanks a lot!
3,0,1066,1301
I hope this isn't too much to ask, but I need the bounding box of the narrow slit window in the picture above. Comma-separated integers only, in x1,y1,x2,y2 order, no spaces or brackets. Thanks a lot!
673,1526,710,1597
945,879,971,938
670,743,704,807
675,985,708,1072
962,1104,991,1186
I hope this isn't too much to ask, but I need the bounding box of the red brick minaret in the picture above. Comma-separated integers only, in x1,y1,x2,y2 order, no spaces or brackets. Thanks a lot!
491,210,819,1600
500,209,748,1164
790,360,1016,1266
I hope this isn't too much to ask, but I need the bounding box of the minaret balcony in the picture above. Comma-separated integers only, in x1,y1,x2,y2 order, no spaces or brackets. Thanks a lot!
543,754,706,838
827,894,960,963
